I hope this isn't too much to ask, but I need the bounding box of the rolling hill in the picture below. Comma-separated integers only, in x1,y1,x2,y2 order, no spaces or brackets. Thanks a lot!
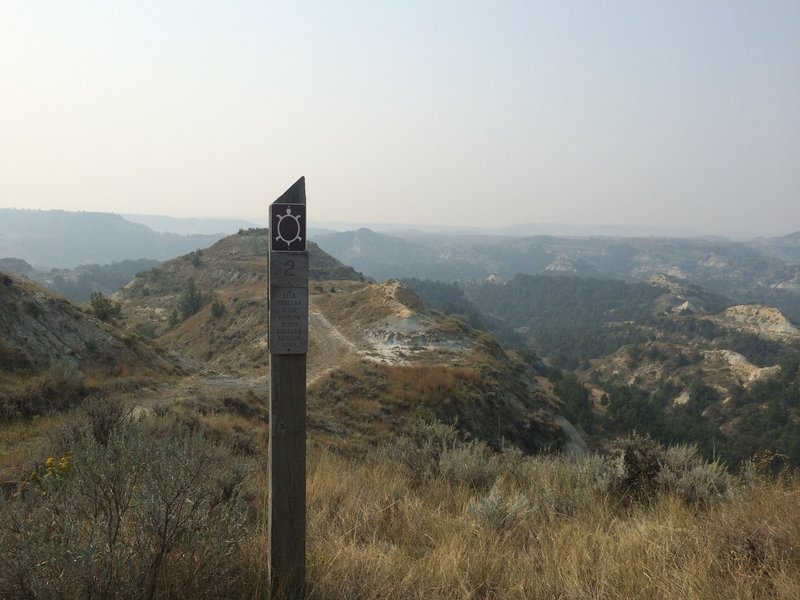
113,228,580,452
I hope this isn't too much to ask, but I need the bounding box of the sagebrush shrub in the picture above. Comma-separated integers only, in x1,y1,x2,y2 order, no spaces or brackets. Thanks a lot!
82,393,133,445
658,444,734,506
606,433,664,502
383,419,460,479
467,482,530,533
384,419,499,489
1,362,87,422
590,435,736,507
439,441,498,490
0,420,253,599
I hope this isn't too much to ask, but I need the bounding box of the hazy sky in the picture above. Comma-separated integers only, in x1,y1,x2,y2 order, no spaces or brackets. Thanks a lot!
2,1,799,236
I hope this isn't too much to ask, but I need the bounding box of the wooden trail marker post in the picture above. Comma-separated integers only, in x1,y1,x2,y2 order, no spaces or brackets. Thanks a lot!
268,177,308,597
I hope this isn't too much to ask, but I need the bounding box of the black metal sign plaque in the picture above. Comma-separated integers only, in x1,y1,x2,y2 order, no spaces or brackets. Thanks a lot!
270,203,306,252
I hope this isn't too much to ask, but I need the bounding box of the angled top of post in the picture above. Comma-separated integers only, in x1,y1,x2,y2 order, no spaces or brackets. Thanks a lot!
273,176,306,206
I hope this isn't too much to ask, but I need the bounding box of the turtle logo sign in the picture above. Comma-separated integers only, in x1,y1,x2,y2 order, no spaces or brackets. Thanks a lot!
271,203,306,251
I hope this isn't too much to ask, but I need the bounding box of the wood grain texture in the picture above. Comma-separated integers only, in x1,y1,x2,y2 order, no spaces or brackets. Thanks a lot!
268,352,306,598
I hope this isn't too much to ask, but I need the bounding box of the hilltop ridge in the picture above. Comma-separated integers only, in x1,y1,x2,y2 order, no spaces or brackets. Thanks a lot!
115,229,579,452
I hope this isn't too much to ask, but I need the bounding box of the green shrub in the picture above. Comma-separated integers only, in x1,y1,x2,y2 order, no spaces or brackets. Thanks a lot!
210,297,225,319
590,434,736,507
605,433,664,502
383,419,460,480
82,394,133,446
657,444,734,506
189,250,203,268
0,362,87,422
439,441,499,490
384,419,499,489
89,291,122,322
179,277,204,320
0,339,31,372
222,392,266,421
135,322,157,339
467,482,530,533
0,422,252,599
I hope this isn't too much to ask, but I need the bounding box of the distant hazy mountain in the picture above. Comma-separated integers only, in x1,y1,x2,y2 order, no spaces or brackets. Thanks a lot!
748,231,800,265
311,228,432,280
121,214,260,235
314,220,707,238
0,258,36,277
497,222,705,238
314,228,800,322
0,209,226,268
28,259,161,302
313,228,543,281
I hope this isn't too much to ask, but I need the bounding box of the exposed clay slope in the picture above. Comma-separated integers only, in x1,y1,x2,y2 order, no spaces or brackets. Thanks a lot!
311,280,474,363
716,304,799,339
0,272,169,375
647,274,731,314
592,339,781,406
116,229,365,374
116,231,579,453
309,280,579,453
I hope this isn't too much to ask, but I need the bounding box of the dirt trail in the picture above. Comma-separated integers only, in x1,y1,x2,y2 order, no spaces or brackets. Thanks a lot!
308,308,358,385
130,369,269,413
132,305,360,412
151,310,357,404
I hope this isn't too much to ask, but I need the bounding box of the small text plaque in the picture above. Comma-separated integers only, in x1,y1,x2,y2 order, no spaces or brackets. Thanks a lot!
268,286,308,354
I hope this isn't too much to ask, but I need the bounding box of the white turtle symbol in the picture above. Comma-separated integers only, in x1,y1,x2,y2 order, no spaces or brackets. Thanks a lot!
274,207,303,248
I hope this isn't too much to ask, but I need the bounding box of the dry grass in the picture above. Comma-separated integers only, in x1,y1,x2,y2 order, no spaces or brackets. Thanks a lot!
291,446,800,600
383,365,482,404
2,388,798,599
0,413,66,479
307,361,493,452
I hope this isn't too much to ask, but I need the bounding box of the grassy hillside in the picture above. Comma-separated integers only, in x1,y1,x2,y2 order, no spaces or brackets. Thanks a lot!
1,401,797,599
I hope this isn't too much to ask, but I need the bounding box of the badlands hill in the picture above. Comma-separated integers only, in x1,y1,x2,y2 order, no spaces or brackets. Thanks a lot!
314,228,800,322
409,271,800,464
718,304,800,338
0,271,176,427
116,229,580,452
0,272,169,376
588,297,800,402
